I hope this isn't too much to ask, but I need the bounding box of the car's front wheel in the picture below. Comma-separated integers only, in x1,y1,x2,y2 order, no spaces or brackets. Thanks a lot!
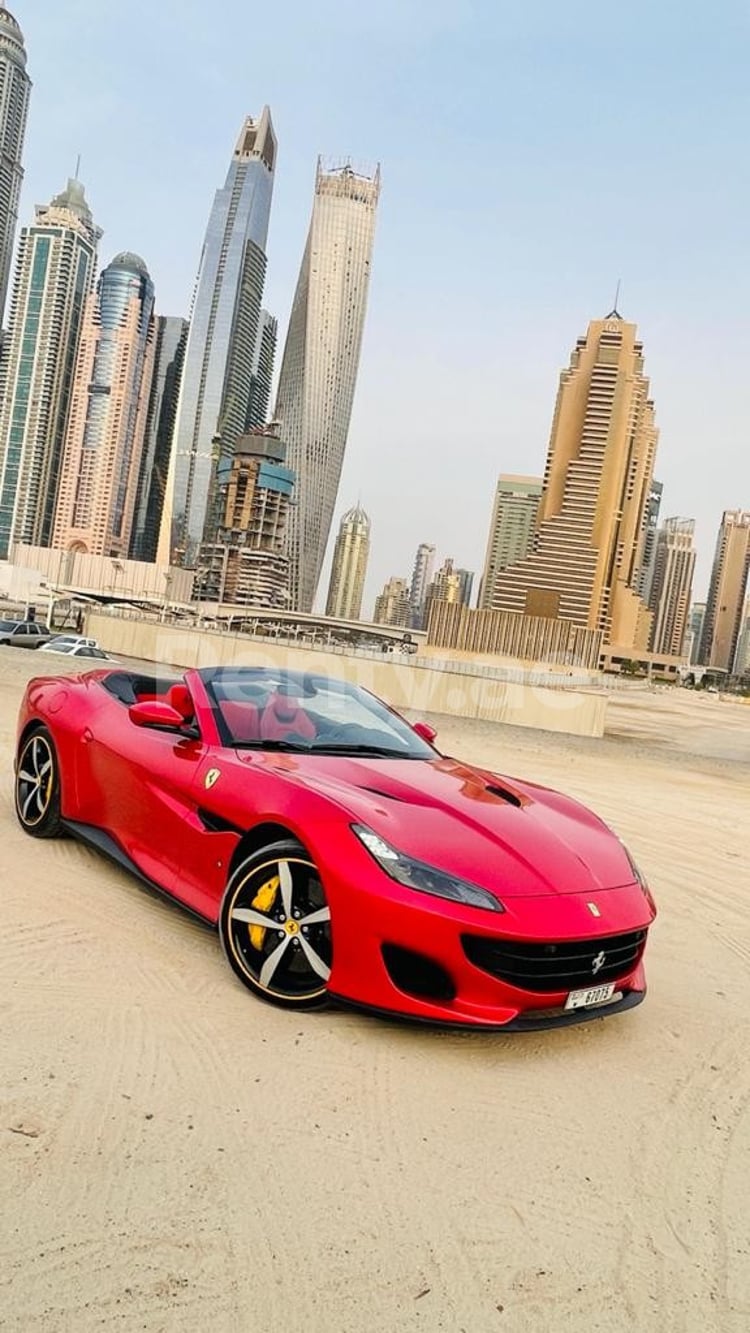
15,727,64,838
219,839,332,1008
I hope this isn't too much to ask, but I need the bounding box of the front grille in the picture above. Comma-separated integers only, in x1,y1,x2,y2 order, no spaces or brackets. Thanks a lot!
462,929,647,994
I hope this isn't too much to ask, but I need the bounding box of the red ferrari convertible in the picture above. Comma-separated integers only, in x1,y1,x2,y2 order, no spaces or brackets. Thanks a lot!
15,665,656,1029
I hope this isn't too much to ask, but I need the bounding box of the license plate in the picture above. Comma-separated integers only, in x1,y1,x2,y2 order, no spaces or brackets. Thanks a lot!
565,982,616,1011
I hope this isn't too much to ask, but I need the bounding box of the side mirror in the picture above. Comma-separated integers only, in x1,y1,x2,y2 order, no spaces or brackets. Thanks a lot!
129,700,185,730
413,720,437,744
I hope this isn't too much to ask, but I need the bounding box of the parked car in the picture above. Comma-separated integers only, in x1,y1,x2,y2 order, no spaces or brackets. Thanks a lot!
0,619,51,649
45,634,99,650
14,663,656,1029
38,641,113,660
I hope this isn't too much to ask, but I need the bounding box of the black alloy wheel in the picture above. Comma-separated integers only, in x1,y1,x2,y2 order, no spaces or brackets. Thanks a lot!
15,728,64,838
219,839,332,1008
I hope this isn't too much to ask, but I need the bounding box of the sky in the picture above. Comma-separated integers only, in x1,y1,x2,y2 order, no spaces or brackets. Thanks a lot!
13,0,750,613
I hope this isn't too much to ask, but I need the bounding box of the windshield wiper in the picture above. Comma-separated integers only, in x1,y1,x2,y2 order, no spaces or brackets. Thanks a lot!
232,740,421,759
307,743,417,758
233,739,313,752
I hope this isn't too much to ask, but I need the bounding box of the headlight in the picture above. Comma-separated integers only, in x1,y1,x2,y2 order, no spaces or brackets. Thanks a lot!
352,824,504,913
619,839,657,911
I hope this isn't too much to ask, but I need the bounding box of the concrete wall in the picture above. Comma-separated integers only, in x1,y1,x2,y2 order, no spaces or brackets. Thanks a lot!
10,545,195,602
86,613,608,738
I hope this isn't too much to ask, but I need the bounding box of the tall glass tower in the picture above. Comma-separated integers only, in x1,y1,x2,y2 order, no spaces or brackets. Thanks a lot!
0,176,101,558
52,253,156,557
0,4,31,324
247,308,277,429
160,108,277,567
274,160,380,612
130,315,188,562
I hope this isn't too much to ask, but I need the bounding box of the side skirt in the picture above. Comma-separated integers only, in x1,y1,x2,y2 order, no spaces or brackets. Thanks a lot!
63,819,215,929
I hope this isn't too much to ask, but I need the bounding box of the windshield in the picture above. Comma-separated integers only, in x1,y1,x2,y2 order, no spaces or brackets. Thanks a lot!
201,667,436,759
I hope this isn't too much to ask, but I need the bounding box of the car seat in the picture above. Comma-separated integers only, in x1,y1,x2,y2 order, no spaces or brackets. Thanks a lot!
219,699,261,742
259,693,316,742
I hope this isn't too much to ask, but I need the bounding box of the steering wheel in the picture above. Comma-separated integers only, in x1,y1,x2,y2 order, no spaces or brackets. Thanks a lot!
320,723,369,745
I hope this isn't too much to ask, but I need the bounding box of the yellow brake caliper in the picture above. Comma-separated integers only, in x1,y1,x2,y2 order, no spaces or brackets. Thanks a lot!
249,874,280,951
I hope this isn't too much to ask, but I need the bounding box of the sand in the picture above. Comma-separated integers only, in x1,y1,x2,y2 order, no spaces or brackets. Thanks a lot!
1,651,748,1332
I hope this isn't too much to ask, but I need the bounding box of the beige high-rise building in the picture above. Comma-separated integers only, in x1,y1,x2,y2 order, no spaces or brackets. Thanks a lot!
325,502,370,619
699,510,750,671
479,474,542,610
373,575,410,627
53,253,155,557
275,161,380,612
424,557,462,628
648,518,696,657
492,314,658,650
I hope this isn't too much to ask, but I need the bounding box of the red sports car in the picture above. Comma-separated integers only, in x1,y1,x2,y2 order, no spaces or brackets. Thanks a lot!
14,665,656,1029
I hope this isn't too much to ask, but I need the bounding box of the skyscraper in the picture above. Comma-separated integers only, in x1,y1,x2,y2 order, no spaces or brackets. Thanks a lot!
198,427,294,607
688,602,706,666
247,309,277,429
325,502,370,620
0,176,101,557
409,542,435,629
373,575,410,627
275,160,380,612
734,598,750,676
637,479,663,603
424,557,462,628
160,110,277,568
699,510,750,671
130,315,188,562
492,313,658,650
0,4,31,324
479,475,542,610
648,517,696,657
456,568,474,607
52,253,155,557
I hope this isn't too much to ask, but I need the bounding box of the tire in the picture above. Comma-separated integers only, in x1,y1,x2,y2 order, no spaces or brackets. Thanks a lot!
15,726,65,839
219,838,332,1009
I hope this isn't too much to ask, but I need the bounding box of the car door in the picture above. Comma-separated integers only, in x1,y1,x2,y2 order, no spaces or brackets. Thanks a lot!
80,695,210,897
10,624,29,648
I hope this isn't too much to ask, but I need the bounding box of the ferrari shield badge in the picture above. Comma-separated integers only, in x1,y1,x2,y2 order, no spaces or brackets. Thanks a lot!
587,901,601,917
204,768,221,790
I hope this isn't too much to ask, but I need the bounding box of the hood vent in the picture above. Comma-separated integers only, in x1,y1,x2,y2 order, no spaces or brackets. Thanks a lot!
484,784,523,807
362,787,406,802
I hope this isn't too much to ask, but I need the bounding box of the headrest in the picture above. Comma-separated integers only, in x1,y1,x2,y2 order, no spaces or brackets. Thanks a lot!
167,683,194,720
269,693,300,722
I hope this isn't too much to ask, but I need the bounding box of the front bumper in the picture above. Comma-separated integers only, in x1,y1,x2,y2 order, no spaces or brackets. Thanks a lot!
323,853,654,1030
331,985,647,1032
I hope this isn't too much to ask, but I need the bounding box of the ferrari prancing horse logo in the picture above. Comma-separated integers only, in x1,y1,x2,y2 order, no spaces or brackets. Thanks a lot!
204,768,221,790
586,901,601,917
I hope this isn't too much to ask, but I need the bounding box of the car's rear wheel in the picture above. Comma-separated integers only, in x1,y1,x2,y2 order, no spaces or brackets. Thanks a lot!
15,727,64,838
219,839,332,1009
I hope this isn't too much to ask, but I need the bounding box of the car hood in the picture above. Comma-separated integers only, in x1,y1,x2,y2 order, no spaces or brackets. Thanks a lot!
261,752,636,899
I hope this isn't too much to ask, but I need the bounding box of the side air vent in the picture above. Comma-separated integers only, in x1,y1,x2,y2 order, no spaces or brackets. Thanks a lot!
381,944,456,1002
197,808,244,836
